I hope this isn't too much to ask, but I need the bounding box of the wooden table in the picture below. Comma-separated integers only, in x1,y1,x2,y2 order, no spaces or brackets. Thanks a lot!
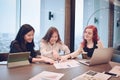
0,61,120,80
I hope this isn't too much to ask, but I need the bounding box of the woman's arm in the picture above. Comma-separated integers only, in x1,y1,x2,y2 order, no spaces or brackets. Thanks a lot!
60,44,83,61
39,40,52,57
31,56,55,64
70,43,83,58
70,45,83,58
60,42,70,54
10,40,23,53
97,40,104,48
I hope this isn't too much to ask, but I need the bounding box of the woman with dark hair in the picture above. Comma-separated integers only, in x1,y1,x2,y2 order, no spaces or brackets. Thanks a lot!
61,25,104,61
10,24,54,64
40,27,70,60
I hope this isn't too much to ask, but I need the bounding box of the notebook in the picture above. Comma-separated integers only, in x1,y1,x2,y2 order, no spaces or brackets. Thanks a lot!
78,48,114,66
7,52,30,68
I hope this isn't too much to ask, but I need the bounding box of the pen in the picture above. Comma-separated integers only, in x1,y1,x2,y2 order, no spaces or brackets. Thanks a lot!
57,58,60,63
104,72,117,76
67,64,71,67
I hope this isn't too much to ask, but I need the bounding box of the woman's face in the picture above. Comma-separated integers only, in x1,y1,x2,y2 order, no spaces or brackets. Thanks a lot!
49,32,58,45
24,30,34,43
84,28,93,41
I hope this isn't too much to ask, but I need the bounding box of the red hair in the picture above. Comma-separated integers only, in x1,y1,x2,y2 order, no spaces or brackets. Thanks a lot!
81,25,99,47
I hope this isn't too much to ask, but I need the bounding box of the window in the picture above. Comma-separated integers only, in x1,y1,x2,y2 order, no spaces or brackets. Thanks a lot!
75,0,84,50
21,0,40,50
0,0,65,52
0,0,18,52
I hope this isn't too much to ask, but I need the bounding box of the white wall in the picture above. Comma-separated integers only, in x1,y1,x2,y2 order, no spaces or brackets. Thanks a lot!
40,0,65,41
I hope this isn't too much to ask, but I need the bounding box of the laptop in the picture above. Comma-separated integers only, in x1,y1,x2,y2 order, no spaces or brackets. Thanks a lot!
7,52,30,68
78,48,114,66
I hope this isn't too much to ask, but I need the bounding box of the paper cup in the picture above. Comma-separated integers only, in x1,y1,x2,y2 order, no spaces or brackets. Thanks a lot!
82,52,88,59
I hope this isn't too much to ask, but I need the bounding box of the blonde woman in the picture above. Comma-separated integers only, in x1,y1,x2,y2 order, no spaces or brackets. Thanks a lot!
40,27,70,61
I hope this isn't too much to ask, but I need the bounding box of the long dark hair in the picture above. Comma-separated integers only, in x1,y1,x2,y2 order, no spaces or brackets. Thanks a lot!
42,27,61,43
15,24,35,51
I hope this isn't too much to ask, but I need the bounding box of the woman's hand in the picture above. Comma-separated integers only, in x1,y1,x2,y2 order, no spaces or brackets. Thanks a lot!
60,55,70,62
52,50,60,60
41,56,55,64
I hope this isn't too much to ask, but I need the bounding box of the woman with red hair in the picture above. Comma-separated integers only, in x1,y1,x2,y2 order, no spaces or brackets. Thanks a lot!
61,25,104,60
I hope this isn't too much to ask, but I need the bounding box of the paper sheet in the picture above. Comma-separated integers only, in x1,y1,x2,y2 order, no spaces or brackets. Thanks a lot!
72,70,111,80
29,71,64,80
109,66,120,76
0,61,7,65
54,60,80,69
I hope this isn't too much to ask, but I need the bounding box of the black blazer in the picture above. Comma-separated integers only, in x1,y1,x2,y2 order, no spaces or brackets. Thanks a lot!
9,40,37,63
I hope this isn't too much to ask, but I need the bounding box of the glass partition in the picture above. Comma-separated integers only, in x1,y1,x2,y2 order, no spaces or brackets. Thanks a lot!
83,0,109,48
0,0,65,52
75,0,120,48
113,4,120,49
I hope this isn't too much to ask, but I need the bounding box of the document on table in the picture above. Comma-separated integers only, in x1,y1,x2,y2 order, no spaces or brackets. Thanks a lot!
54,60,80,69
109,66,120,76
29,71,64,80
72,70,111,80
0,61,7,65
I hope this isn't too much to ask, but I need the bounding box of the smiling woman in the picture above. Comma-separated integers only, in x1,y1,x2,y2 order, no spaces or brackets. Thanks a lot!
9,24,55,64
9,24,36,54
40,27,70,60
60,25,104,61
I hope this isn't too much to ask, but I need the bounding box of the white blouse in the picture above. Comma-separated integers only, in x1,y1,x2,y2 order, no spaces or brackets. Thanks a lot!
40,39,70,59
